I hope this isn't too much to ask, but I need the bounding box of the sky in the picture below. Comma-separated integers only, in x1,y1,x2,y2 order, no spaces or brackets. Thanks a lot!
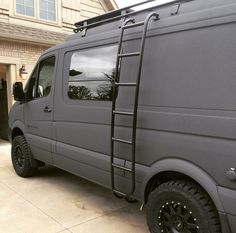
115,0,174,9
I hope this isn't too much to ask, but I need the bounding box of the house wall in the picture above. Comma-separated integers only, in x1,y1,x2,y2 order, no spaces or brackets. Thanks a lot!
0,0,114,32
0,0,117,116
0,40,49,82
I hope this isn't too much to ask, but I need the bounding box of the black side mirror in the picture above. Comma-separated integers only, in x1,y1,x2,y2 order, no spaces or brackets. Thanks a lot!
13,82,25,102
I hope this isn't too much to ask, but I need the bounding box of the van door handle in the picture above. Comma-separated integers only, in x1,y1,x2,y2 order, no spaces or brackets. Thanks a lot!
43,106,52,113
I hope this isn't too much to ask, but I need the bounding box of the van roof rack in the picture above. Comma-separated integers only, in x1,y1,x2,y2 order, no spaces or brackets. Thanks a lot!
74,0,194,33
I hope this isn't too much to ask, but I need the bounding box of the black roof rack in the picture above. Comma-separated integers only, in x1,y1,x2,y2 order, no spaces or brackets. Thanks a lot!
74,0,194,33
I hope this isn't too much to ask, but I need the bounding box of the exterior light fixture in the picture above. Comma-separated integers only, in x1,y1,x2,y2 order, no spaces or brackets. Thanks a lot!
19,64,28,79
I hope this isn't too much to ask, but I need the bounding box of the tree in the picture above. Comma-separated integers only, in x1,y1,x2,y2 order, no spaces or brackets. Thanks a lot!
96,69,116,100
68,85,92,100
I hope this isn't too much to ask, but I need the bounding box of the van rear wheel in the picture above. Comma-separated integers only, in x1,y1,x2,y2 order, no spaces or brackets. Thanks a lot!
146,180,221,233
11,135,37,177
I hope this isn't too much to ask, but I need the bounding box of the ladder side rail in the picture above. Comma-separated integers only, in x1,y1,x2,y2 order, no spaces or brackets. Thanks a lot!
110,18,135,191
111,13,159,197
130,13,160,195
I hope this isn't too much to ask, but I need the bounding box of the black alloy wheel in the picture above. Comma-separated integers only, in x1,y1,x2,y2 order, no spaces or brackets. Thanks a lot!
146,180,221,233
11,135,37,177
157,200,199,233
13,145,25,169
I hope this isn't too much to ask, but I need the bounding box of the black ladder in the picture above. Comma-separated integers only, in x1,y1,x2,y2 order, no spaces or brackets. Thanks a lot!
110,12,159,197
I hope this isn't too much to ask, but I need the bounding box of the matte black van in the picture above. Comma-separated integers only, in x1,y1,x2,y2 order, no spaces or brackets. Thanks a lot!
9,0,236,232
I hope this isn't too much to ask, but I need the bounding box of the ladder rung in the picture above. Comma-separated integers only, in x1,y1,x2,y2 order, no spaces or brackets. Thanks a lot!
115,82,136,86
113,111,134,116
112,138,132,144
123,21,145,29
112,163,132,172
118,52,140,58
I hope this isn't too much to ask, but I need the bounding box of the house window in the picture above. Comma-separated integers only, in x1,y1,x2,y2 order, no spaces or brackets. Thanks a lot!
40,0,56,21
15,0,56,22
16,0,34,17
67,45,118,101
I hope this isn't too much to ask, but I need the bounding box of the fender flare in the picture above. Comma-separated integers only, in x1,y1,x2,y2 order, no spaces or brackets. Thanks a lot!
11,121,37,167
142,158,225,212
11,120,27,137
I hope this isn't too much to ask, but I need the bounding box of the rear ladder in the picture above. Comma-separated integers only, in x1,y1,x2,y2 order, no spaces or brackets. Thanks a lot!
110,12,159,197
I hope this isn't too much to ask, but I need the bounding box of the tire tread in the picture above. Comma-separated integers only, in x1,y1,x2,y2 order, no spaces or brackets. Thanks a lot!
11,135,37,177
146,180,221,233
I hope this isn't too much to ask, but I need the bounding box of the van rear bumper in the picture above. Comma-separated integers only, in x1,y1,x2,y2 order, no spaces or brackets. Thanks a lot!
218,186,236,233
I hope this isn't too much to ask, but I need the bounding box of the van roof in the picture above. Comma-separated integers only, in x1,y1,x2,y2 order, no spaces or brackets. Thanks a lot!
45,0,236,54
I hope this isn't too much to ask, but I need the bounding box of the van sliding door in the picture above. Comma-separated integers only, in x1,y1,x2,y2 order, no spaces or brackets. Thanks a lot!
53,44,126,187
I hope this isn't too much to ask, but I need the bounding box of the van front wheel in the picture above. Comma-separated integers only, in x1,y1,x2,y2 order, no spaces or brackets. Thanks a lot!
146,180,221,233
11,135,37,177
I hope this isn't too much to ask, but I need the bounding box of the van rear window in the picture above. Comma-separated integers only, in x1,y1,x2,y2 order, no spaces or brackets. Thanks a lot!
68,45,117,101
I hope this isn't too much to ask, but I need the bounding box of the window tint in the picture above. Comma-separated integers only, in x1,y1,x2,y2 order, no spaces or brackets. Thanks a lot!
16,0,34,17
36,56,55,98
40,0,56,21
68,45,117,101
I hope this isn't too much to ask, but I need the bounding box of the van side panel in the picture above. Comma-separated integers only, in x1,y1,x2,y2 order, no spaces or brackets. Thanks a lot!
113,22,236,192
52,44,127,189
51,1,236,226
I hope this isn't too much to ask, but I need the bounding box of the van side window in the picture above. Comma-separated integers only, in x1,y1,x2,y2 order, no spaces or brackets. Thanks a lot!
35,56,56,98
68,45,117,101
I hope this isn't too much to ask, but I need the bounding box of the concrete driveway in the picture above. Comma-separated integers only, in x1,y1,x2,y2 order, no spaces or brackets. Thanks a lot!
0,139,149,233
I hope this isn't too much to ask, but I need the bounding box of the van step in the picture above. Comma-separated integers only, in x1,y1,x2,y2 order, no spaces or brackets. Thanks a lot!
112,137,132,144
113,189,126,197
118,52,140,58
112,163,132,172
115,82,136,86
123,21,145,29
113,111,134,116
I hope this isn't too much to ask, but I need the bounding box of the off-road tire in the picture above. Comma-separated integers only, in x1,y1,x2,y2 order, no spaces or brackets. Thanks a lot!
11,135,37,177
146,180,221,233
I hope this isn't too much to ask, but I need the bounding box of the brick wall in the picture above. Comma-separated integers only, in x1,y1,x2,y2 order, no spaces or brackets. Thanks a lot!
0,40,49,81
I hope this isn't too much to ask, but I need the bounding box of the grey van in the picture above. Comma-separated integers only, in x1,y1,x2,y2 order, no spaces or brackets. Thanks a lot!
8,0,236,232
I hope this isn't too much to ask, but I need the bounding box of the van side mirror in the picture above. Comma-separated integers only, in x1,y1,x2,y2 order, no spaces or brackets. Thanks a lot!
13,82,25,102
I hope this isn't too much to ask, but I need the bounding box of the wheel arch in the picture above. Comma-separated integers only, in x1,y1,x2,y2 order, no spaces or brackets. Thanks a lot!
10,120,27,142
143,158,224,212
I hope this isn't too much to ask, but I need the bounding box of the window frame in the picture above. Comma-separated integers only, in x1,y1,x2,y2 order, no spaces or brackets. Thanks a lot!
16,0,35,17
24,65,39,101
35,56,56,99
39,0,56,22
14,0,57,23
66,44,118,102
25,55,56,101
